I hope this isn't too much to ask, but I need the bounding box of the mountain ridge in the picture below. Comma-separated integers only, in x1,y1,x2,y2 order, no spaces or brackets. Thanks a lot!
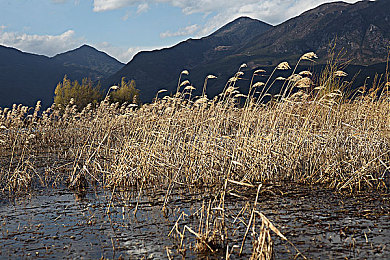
53,45,124,79
239,0,390,65
103,16,273,102
103,0,390,103
0,44,124,107
2,0,390,107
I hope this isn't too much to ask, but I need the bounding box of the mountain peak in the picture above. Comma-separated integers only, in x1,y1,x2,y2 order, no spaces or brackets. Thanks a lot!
105,16,272,102
242,0,390,65
211,16,272,38
80,44,94,49
77,44,100,52
104,0,390,104
231,16,258,22
56,44,103,57
53,44,124,77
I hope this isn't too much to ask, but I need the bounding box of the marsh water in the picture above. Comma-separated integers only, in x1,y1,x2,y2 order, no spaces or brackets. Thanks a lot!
0,185,389,259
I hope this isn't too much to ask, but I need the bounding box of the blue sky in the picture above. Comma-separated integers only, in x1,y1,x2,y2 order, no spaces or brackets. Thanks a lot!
0,0,359,63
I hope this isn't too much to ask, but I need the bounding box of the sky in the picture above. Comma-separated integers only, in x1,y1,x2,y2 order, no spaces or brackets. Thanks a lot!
0,0,360,64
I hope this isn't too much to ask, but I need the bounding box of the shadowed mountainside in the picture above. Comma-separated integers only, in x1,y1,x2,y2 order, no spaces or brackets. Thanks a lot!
2,0,389,107
239,0,390,65
104,0,390,103
0,45,123,107
52,45,124,81
103,17,273,102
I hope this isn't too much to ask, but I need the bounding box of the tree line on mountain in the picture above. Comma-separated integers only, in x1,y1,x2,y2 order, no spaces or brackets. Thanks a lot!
54,76,139,110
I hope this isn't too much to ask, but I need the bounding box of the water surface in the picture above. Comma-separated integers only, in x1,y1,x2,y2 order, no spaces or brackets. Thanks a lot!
0,185,389,259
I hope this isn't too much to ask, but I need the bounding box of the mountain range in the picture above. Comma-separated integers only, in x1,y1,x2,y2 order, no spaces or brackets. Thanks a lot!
1,0,389,107
103,17,272,102
0,45,123,107
106,0,390,102
241,0,390,65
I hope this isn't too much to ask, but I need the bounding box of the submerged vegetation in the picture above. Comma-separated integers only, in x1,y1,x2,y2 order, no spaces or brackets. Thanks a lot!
0,53,389,258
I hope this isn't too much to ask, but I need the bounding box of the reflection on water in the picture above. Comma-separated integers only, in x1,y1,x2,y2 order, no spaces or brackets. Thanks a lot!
0,186,389,259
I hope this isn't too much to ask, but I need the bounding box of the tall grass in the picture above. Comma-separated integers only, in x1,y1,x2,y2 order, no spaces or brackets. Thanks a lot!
0,53,389,196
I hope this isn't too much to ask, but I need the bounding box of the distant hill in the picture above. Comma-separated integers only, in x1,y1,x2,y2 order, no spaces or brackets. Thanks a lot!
104,0,390,103
103,17,273,102
0,45,123,108
52,45,124,81
2,0,390,107
239,0,390,65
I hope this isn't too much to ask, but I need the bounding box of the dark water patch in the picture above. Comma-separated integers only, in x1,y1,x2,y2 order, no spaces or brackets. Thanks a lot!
0,188,161,259
255,186,390,259
0,186,389,259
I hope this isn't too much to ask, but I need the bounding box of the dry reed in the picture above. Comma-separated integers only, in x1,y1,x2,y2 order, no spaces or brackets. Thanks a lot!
0,54,389,195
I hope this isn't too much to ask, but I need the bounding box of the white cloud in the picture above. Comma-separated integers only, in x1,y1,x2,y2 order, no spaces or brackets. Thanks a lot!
0,29,84,57
0,27,162,63
120,3,149,20
91,0,359,36
93,0,137,12
160,24,199,38
137,3,149,14
180,0,360,36
1,0,360,63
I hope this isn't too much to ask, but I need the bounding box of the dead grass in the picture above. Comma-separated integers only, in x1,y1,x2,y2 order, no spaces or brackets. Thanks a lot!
0,54,389,195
